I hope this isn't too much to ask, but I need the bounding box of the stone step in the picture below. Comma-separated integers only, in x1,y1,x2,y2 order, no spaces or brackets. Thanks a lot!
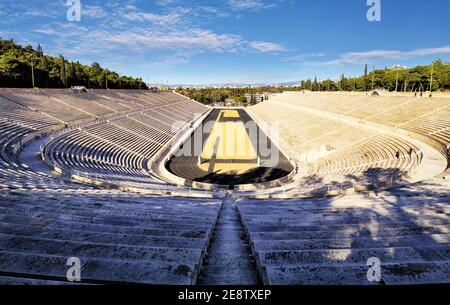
241,213,448,227
200,266,259,278
0,276,87,285
0,250,197,285
213,228,245,234
216,220,242,225
212,236,247,243
238,206,450,216
252,225,450,241
252,234,450,251
264,261,450,285
0,208,215,226
205,255,256,268
208,242,251,252
197,273,259,285
213,229,245,236
2,193,221,213
0,200,220,219
0,214,213,232
258,246,450,267
241,213,450,224
0,220,210,239
215,224,246,230
243,218,448,232
0,223,208,250
413,245,450,261
0,204,219,223
381,261,450,284
219,213,241,218
237,203,449,215
0,234,203,264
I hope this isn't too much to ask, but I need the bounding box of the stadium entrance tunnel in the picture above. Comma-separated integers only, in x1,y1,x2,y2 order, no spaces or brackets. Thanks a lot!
165,108,294,189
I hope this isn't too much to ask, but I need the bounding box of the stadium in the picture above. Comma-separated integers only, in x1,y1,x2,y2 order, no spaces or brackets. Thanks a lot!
0,0,449,291
0,88,448,285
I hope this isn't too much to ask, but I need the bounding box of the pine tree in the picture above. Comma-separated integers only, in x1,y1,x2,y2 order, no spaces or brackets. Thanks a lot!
300,80,305,89
313,76,318,91
36,43,43,57
59,54,67,87
363,64,368,91
69,62,76,86
75,61,83,85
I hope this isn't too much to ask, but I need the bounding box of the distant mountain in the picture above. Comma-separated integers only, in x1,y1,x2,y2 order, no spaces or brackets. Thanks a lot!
152,81,300,88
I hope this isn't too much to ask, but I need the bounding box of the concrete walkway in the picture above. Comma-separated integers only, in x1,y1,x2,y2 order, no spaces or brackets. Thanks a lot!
19,135,61,178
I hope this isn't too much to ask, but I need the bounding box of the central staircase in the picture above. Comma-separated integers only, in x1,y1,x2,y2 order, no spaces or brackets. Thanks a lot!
197,193,260,285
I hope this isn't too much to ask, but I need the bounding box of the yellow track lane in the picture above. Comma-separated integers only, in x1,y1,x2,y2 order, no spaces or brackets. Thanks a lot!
200,110,259,174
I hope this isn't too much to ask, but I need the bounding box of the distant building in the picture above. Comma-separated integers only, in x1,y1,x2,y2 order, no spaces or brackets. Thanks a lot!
214,99,234,107
245,93,268,104
245,94,253,104
70,86,87,93
254,94,265,103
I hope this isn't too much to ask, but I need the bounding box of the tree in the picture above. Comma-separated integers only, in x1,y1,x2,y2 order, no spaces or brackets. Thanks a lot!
234,96,247,105
322,79,337,91
59,54,67,87
0,51,22,83
69,61,77,86
0,38,148,88
363,64,368,91
305,79,312,90
36,43,43,57
312,77,319,91
339,74,347,91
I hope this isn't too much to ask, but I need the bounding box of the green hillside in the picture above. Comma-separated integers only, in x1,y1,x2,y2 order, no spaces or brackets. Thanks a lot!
0,38,147,89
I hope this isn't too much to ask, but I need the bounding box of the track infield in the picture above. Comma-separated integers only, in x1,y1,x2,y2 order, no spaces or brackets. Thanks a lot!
166,108,293,187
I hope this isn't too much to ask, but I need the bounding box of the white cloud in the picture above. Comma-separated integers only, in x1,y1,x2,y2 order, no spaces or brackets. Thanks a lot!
283,52,327,61
23,9,49,17
155,0,183,6
122,6,193,26
21,6,60,18
104,29,242,52
124,11,180,25
24,2,290,69
249,41,287,53
83,5,107,19
323,46,450,65
144,52,196,69
228,0,275,11
197,6,229,18
34,22,243,56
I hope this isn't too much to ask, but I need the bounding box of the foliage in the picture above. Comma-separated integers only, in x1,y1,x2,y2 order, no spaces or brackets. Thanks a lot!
0,38,147,89
177,60,450,105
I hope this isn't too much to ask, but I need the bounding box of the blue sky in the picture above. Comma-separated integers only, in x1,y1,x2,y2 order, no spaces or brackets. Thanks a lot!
1,0,449,85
